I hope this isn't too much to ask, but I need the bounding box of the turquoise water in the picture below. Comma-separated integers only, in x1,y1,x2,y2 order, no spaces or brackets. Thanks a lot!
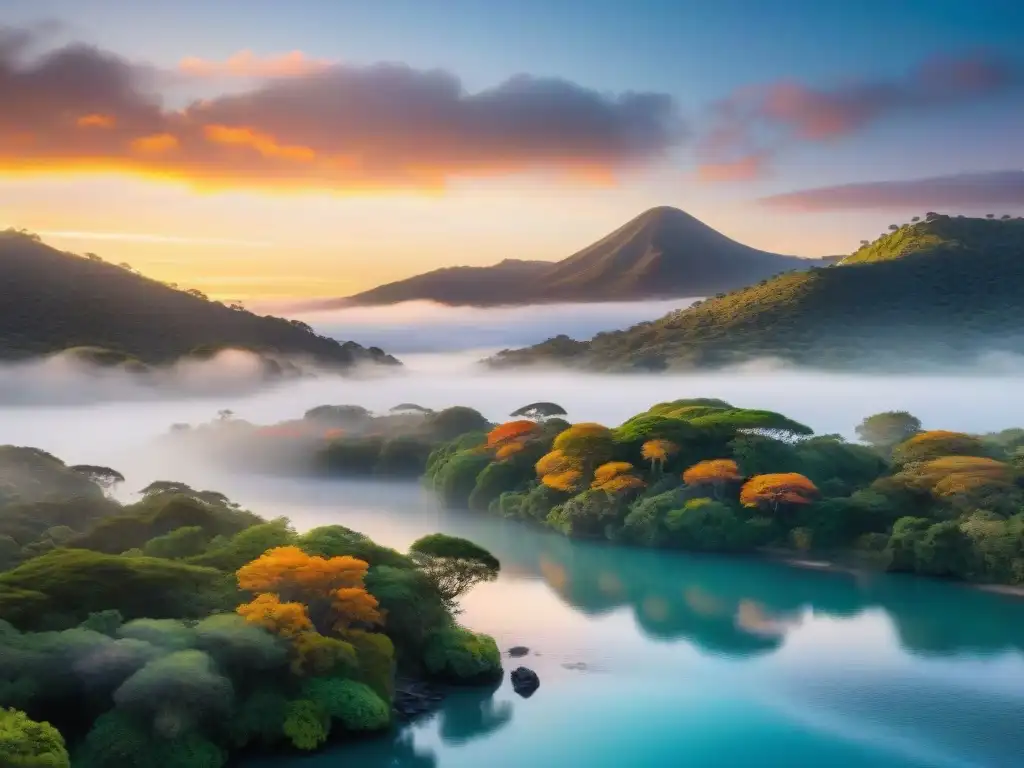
233,478,1024,768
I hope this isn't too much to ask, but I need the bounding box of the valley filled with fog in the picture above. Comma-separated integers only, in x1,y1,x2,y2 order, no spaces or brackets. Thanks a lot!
5,300,1024,768
5,298,1024,480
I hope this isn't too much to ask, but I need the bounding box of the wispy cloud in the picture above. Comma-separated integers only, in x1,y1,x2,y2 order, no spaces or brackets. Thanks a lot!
35,230,275,247
696,51,1022,182
0,25,684,193
178,50,337,79
759,170,1024,211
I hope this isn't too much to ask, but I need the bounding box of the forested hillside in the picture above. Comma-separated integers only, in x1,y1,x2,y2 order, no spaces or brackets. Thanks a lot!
488,213,1024,371
0,230,399,368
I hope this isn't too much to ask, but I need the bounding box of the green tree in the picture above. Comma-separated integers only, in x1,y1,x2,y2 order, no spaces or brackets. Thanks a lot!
427,407,491,440
282,700,329,750
143,526,210,559
854,411,922,453
409,534,500,611
510,402,567,421
0,708,70,768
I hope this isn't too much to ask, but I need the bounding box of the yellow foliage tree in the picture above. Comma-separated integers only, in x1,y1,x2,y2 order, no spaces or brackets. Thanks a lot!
543,469,583,492
236,593,312,637
591,461,646,495
891,430,988,466
641,439,678,473
592,462,635,487
740,473,818,513
536,450,584,491
552,423,614,470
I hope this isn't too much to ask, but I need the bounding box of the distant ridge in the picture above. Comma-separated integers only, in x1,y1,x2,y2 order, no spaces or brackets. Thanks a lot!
298,207,825,309
486,213,1024,372
0,229,399,368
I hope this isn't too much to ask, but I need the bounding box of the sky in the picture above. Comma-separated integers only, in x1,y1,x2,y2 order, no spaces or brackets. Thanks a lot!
1,0,1023,300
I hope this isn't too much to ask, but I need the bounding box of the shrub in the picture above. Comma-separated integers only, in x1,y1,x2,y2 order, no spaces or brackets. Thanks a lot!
422,627,501,684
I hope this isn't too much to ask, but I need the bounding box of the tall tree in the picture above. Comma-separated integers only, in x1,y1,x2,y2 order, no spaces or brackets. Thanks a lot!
69,464,125,495
409,534,500,612
641,439,679,474
510,402,568,422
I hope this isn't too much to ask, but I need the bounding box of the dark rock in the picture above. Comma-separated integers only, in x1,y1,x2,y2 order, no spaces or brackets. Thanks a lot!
508,646,530,657
510,666,540,697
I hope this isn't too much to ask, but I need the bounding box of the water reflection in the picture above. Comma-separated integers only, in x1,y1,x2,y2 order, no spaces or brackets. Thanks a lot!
437,685,513,746
223,476,1024,661
424,504,1024,660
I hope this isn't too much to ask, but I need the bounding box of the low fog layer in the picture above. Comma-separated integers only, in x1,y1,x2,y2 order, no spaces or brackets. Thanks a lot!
4,350,1024,498
288,299,694,353
0,348,396,406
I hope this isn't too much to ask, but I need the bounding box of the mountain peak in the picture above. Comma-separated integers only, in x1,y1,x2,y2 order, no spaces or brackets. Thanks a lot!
335,207,811,308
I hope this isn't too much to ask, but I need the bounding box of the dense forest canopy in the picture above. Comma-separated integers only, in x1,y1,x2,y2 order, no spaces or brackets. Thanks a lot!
0,447,502,766
486,213,1024,372
157,396,1024,590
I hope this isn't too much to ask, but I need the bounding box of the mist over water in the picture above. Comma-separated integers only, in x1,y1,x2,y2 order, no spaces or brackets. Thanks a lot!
4,352,1024,485
4,303,1024,767
285,298,694,353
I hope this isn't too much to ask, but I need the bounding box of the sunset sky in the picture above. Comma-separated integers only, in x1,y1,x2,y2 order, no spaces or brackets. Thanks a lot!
2,0,1022,300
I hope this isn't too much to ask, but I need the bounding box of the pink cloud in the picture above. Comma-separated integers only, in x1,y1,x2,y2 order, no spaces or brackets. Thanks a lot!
759,171,1024,211
696,51,1021,183
179,50,337,79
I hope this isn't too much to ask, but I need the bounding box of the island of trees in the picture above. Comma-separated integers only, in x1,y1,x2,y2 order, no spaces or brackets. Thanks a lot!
163,398,1024,588
0,447,502,767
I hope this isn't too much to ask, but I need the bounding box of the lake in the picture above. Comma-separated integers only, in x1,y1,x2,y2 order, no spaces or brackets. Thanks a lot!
4,363,1024,768
228,476,1024,768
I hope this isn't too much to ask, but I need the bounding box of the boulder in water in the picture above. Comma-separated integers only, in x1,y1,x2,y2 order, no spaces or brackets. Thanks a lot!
510,666,540,697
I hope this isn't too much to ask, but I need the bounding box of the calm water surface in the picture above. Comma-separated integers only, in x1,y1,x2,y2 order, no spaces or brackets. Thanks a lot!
226,477,1024,768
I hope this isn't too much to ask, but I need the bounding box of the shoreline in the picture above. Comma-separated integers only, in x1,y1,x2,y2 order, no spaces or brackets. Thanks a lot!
760,548,1024,599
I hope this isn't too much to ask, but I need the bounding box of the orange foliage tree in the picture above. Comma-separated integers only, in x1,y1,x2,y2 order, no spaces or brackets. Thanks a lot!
536,449,584,492
237,545,382,635
683,459,742,499
641,439,679,474
740,473,819,513
487,420,538,449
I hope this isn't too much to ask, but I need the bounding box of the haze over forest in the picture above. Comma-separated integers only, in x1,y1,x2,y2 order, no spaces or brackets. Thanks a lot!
2,4,1024,767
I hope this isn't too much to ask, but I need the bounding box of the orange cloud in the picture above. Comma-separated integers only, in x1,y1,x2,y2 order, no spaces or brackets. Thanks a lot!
131,133,179,154
76,113,116,128
179,50,337,79
0,29,683,194
203,125,315,162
